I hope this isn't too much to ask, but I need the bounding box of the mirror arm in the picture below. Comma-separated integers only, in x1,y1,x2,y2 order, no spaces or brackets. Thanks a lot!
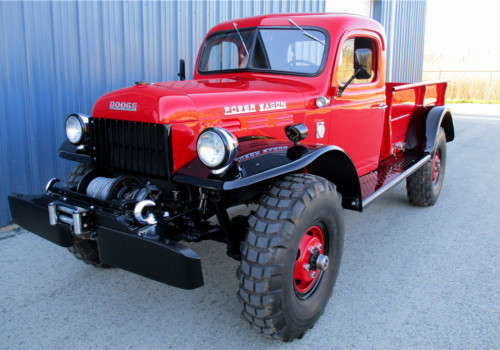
337,66,366,97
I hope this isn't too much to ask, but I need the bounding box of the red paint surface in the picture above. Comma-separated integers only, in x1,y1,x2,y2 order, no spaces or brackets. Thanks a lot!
90,13,449,176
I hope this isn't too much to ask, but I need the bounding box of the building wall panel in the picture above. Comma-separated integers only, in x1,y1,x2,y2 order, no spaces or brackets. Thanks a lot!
0,0,324,226
373,0,427,82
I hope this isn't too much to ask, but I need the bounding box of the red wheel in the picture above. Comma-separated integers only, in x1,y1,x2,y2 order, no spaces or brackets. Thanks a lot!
293,223,330,299
432,150,441,186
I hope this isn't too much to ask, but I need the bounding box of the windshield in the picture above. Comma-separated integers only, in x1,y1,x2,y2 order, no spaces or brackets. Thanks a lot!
198,27,328,76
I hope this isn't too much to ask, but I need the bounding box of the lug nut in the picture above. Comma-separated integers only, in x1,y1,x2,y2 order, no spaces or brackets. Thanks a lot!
308,246,316,253
304,264,311,271
310,271,316,278
315,243,322,251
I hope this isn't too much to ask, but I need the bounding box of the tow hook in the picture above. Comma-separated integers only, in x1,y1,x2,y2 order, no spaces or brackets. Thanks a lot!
134,200,157,225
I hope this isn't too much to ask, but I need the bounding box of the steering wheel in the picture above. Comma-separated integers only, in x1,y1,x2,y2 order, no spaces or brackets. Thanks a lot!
286,59,317,68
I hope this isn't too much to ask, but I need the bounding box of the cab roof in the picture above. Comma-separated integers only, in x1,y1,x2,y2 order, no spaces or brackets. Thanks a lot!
207,13,385,37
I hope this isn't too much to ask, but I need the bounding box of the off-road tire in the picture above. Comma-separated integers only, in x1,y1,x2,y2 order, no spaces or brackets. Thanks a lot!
65,163,110,268
407,127,447,206
65,163,92,188
68,236,111,268
237,174,344,342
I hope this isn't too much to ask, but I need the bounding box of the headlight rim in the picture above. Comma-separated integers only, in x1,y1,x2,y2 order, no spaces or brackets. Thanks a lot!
196,127,239,170
65,113,89,146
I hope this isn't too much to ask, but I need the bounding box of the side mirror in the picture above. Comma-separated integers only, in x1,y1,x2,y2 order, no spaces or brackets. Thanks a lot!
354,48,372,80
178,59,186,81
337,48,373,97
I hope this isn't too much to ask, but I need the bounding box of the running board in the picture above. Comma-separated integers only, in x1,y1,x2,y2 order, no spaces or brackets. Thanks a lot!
361,152,431,208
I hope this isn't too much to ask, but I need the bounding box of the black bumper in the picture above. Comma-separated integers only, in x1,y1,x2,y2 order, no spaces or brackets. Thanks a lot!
8,193,204,290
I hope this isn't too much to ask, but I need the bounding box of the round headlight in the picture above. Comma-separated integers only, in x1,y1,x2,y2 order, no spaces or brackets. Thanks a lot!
197,131,225,167
65,113,89,145
196,127,238,171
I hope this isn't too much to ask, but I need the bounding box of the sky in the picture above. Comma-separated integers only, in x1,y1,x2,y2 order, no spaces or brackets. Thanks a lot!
424,0,500,68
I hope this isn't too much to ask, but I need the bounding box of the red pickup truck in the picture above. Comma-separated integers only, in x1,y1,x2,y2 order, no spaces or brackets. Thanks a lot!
8,13,454,341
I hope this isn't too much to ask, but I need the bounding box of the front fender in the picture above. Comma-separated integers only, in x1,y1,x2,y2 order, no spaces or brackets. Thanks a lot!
173,138,362,211
58,140,91,164
406,106,455,154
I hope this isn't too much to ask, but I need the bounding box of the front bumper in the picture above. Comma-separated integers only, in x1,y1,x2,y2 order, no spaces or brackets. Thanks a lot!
8,193,204,290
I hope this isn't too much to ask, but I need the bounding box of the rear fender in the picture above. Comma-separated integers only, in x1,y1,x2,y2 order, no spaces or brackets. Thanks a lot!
405,106,455,154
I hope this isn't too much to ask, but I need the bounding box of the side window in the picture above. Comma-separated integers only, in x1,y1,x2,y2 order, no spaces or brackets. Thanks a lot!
338,37,377,84
207,41,241,70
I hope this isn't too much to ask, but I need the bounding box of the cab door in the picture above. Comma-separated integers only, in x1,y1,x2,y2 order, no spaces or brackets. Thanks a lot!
328,33,386,177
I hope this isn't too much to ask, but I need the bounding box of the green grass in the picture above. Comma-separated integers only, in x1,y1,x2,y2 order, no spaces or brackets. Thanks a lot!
446,99,500,104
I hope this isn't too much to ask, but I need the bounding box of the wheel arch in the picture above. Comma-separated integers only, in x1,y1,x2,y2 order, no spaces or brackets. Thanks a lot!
306,149,362,212
405,106,455,154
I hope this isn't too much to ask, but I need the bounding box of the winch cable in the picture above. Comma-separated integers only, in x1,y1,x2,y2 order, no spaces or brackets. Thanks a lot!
86,177,117,201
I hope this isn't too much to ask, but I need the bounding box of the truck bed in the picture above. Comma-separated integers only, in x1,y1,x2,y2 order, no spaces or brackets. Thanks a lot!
380,80,450,160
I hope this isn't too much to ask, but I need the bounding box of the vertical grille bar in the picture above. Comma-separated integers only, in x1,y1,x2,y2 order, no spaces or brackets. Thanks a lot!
156,125,162,177
153,125,159,177
133,122,138,173
89,118,95,166
104,118,110,169
142,123,146,174
115,119,120,169
127,121,132,172
148,124,153,175
163,125,171,179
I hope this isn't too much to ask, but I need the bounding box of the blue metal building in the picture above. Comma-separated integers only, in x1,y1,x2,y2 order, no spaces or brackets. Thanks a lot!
0,0,426,226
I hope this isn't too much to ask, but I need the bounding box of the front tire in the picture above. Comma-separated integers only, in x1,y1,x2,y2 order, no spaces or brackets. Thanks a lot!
68,236,111,268
237,174,344,341
406,127,447,206
65,163,110,268
65,163,92,188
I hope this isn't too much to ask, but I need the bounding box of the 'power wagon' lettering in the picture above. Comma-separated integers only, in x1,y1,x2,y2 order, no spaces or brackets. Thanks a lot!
224,101,286,115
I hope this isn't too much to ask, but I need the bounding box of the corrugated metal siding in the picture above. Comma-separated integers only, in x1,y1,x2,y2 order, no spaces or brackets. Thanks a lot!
372,0,427,82
0,0,324,227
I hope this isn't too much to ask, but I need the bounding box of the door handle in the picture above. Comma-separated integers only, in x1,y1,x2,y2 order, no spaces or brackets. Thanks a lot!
379,104,388,109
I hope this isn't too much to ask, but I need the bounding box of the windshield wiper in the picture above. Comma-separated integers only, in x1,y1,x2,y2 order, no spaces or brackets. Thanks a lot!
233,23,249,56
288,19,325,46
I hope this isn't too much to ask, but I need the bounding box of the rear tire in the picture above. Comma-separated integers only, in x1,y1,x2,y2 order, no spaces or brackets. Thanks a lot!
406,127,447,206
237,174,344,341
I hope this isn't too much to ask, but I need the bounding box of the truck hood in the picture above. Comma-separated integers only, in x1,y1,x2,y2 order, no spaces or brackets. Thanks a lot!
92,78,305,124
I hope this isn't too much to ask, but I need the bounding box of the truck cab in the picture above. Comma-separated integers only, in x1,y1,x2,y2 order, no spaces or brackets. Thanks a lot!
8,13,454,342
